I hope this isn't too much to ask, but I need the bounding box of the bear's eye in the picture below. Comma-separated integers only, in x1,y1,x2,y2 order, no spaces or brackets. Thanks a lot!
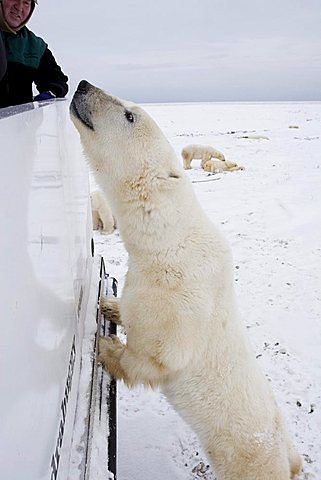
125,110,135,123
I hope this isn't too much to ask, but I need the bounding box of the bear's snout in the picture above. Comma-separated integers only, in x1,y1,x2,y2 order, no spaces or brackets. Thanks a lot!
76,79,94,95
70,83,95,131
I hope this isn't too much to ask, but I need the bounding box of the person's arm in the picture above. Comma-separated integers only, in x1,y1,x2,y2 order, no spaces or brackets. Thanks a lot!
34,47,68,98
0,32,7,82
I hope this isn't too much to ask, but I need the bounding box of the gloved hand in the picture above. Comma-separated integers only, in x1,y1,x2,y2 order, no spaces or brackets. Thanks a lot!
34,91,56,102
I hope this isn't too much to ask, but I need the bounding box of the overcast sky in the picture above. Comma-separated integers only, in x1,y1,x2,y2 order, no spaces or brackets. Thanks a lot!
29,0,321,103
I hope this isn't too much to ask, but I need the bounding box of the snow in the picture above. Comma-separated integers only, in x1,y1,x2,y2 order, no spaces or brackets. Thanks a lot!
92,101,321,479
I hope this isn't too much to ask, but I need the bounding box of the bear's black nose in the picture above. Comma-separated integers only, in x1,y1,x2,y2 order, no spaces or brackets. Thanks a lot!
77,80,93,94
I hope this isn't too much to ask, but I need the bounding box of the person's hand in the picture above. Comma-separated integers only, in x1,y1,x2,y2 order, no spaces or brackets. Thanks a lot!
34,91,56,102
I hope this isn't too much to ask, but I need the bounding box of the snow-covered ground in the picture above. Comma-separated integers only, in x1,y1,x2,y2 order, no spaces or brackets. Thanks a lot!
92,101,321,479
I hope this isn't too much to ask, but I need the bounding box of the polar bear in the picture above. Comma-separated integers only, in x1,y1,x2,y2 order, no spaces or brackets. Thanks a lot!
202,159,244,174
90,189,115,234
181,143,225,169
70,80,301,480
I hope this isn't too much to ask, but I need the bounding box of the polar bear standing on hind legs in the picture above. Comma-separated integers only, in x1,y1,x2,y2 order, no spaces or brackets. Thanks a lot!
70,80,301,480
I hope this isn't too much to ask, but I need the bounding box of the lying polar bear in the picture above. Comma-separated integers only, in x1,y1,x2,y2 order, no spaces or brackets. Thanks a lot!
181,143,225,169
70,81,301,480
90,189,115,234
202,158,244,174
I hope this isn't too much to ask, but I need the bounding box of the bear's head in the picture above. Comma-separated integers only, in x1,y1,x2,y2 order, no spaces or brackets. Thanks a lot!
70,81,183,198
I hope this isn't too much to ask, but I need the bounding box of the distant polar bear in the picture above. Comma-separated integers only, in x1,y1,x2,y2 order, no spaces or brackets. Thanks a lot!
202,159,245,174
90,190,115,234
181,143,225,169
70,80,301,480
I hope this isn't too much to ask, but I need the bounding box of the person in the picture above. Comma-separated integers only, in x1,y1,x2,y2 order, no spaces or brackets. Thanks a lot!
0,0,68,108
0,31,6,81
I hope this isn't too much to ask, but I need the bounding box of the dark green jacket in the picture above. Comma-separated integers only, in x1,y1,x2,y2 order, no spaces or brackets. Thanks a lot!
0,32,6,81
0,26,68,108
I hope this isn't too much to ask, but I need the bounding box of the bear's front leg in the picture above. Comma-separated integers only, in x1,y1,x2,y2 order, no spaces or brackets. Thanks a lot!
98,335,169,388
100,296,122,325
98,335,128,382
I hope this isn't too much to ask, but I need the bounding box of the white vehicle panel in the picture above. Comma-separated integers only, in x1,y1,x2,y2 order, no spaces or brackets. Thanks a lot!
0,100,93,480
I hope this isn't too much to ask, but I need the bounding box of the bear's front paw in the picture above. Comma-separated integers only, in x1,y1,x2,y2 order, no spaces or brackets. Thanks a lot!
98,335,123,362
98,335,126,380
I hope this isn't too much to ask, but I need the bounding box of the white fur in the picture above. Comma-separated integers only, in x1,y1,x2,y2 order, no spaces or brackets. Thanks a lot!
181,144,226,169
90,189,115,233
70,82,301,480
